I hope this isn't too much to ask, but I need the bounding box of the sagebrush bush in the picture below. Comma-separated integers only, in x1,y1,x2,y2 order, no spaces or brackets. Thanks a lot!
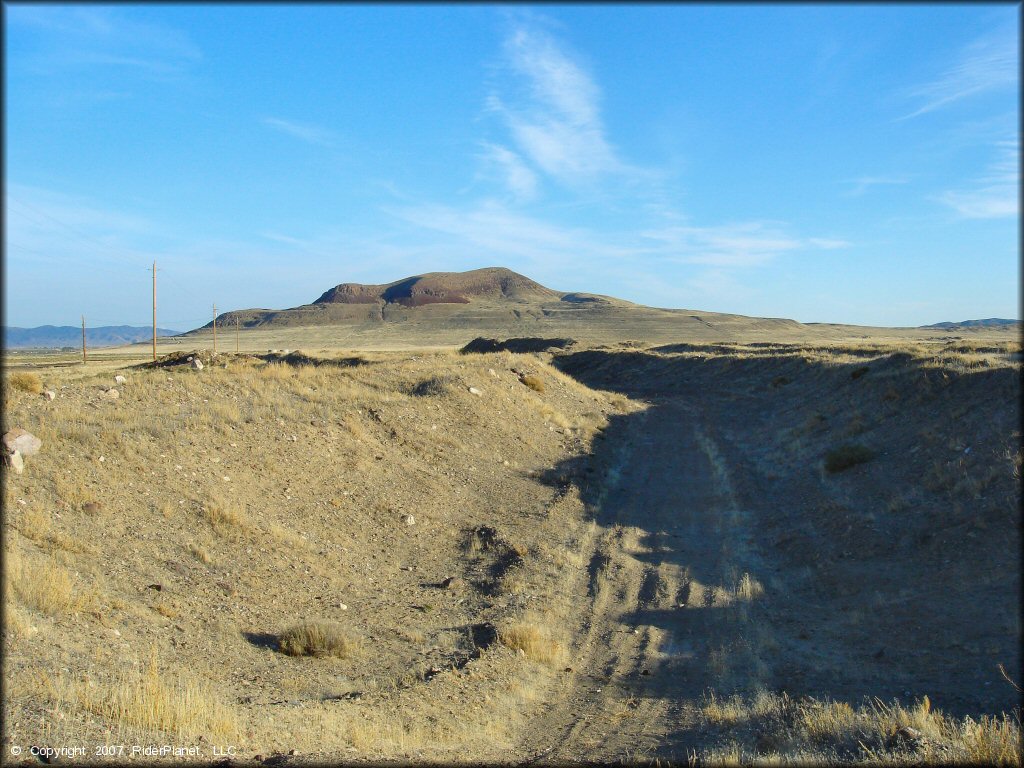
278,622,359,658
9,371,43,394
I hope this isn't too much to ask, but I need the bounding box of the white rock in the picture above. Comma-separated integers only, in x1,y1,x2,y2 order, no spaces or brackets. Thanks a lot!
114,375,127,384
102,388,120,399
3,428,42,456
192,359,204,370
468,387,483,396
404,514,416,526
339,604,348,611
42,390,56,401
4,450,24,475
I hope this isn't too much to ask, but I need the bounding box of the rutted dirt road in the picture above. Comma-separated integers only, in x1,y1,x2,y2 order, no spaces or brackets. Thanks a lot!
521,396,773,763
519,343,1020,763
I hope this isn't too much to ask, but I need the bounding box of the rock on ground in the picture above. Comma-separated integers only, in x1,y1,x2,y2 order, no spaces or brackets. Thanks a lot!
3,428,42,457
2,449,25,475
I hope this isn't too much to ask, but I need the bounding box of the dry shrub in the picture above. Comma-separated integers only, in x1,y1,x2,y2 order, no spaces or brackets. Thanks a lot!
735,572,764,601
521,374,545,393
188,543,212,564
538,403,571,429
278,622,360,658
154,601,179,619
499,621,563,665
9,371,43,394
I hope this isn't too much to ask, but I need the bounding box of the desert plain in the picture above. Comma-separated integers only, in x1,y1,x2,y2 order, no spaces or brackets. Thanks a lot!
2,269,1021,765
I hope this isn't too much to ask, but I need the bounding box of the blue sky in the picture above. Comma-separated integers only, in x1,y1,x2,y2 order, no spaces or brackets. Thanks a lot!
4,4,1019,329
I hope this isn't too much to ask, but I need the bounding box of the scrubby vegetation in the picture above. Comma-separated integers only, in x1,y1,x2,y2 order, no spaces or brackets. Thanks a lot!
278,622,360,658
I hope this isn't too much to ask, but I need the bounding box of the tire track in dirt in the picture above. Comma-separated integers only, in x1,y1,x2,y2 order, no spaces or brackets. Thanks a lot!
520,396,772,763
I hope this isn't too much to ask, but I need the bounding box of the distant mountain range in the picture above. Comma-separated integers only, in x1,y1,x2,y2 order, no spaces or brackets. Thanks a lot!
920,319,1020,330
4,325,181,349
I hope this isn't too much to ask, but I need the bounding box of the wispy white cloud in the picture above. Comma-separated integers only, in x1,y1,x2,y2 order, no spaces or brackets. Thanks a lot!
478,142,539,201
6,183,153,260
899,26,1017,120
9,6,201,77
389,200,631,268
936,140,1019,219
807,237,853,250
262,117,337,148
639,222,807,267
487,21,637,187
843,175,910,196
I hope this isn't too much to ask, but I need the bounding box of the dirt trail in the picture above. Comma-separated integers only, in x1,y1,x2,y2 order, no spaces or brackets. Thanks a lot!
522,396,772,763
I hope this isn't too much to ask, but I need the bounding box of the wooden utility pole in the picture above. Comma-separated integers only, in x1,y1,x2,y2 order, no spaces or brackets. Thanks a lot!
81,315,87,363
152,261,157,361
212,304,217,354
235,316,239,353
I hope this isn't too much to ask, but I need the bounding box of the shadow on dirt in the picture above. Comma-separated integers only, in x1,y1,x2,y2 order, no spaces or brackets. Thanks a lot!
258,351,368,368
242,631,279,651
540,345,1020,743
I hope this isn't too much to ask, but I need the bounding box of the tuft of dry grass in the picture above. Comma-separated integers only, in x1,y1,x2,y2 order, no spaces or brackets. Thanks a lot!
521,374,545,393
9,371,43,394
6,548,95,615
188,543,212,564
202,495,249,536
278,622,361,658
498,621,563,665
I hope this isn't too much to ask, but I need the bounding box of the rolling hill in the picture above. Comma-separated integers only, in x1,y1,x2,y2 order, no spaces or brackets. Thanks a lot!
172,267,1020,350
4,325,181,349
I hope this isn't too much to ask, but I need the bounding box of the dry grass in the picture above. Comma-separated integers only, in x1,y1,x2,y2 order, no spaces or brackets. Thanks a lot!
202,495,249,535
498,621,563,665
696,690,1022,765
735,572,764,601
72,651,238,740
278,622,361,658
8,370,43,394
189,543,212,563
521,374,545,393
6,548,95,615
